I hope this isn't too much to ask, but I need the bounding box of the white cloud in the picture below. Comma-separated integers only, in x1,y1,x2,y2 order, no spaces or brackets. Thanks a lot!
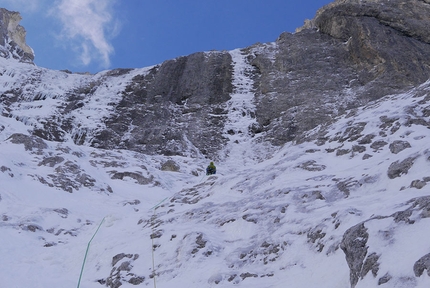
51,0,119,69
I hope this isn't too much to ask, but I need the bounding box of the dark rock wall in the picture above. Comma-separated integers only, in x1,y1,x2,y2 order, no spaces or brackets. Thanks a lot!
250,31,356,145
91,51,233,158
314,0,430,90
249,0,430,146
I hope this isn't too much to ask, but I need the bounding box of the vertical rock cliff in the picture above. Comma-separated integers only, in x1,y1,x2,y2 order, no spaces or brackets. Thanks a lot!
0,8,34,63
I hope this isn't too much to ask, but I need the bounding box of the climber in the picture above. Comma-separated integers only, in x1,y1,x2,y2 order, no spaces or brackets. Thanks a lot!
206,162,216,175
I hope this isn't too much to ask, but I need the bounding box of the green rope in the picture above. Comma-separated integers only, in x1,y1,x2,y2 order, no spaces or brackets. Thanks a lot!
151,210,157,288
150,197,169,210
149,196,170,288
77,217,106,288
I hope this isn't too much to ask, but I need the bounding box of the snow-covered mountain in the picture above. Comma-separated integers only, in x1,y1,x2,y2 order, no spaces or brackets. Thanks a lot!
1,1,430,287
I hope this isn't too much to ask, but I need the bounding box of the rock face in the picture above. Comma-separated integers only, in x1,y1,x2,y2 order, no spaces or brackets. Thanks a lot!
251,0,430,145
0,8,34,63
88,0,429,151
1,1,430,158
91,52,233,157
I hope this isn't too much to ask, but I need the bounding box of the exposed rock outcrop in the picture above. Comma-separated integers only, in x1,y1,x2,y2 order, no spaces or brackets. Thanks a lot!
90,51,233,157
340,223,369,288
414,253,430,277
0,8,34,63
252,0,430,146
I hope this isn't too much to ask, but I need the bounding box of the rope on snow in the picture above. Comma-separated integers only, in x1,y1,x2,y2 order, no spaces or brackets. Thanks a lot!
77,216,106,288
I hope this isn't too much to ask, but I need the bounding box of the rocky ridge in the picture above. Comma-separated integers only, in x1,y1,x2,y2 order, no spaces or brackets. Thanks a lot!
0,8,34,63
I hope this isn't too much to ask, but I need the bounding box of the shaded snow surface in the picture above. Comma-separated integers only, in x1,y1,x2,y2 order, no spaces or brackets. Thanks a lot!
1,57,430,288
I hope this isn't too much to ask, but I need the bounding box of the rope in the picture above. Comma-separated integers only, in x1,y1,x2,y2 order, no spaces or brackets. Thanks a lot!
74,165,208,288
77,216,106,288
150,197,169,210
149,196,170,288
199,173,207,182
148,170,207,287
151,210,157,288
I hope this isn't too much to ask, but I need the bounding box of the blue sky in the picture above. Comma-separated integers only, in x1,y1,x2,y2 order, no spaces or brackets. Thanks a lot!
0,0,332,74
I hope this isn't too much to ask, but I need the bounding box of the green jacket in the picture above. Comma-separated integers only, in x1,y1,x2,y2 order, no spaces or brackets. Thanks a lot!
206,162,216,175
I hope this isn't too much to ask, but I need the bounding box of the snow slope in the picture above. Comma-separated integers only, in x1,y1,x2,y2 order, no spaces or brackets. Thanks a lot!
1,56,430,288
